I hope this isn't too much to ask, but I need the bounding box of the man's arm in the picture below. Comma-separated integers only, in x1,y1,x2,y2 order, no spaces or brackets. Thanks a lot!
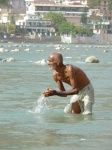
42,66,79,97
52,65,79,96
53,72,67,97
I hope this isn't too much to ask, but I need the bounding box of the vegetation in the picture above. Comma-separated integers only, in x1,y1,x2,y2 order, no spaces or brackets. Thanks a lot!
87,0,112,9
58,22,76,36
44,12,66,32
0,23,16,35
81,13,87,25
1,1,105,37
108,0,112,9
75,26,93,36
87,0,101,8
44,12,93,36
7,23,16,35
0,0,8,6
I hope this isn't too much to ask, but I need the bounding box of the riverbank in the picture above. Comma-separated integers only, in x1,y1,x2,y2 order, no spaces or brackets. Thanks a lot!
0,36,61,44
0,35,112,44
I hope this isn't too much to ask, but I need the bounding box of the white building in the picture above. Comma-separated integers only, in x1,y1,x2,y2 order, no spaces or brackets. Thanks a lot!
21,0,89,35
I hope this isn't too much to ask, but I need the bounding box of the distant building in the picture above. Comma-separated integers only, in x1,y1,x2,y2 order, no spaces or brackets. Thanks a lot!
91,0,112,43
0,0,26,24
0,6,9,24
22,0,89,35
25,0,88,23
95,0,112,21
9,0,26,14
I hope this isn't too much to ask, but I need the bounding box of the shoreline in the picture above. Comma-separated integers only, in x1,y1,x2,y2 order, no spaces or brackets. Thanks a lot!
0,37,111,45
0,37,61,44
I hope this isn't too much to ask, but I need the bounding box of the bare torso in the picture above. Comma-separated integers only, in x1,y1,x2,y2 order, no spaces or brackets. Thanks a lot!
54,64,90,91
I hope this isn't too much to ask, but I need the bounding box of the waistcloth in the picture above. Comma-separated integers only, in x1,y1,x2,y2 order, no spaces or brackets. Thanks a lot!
64,82,94,115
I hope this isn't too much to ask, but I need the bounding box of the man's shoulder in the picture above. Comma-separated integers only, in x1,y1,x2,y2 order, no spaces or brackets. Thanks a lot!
66,64,76,70
52,71,57,76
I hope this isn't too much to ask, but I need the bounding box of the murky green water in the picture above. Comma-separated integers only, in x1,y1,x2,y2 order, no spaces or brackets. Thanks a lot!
0,43,112,150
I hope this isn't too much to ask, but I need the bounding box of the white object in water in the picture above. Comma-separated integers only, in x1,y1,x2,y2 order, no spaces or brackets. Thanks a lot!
35,59,47,66
2,57,15,62
32,95,48,113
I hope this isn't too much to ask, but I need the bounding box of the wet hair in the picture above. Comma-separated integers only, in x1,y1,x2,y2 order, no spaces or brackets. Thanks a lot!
49,52,63,64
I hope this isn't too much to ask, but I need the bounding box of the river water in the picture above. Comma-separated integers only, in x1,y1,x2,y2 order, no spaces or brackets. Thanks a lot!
0,43,112,150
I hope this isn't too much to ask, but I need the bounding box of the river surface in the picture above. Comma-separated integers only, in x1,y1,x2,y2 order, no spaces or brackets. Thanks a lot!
0,43,112,150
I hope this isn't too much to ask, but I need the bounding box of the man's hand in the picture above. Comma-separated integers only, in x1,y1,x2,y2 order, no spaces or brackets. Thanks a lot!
42,88,57,97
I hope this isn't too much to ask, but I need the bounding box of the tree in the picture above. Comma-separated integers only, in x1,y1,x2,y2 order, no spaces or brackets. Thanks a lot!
0,0,8,6
87,0,101,8
44,12,66,32
87,0,112,10
7,23,16,35
81,6,88,25
0,23,16,35
108,0,112,10
58,22,76,36
75,26,93,36
81,13,87,25
44,12,93,36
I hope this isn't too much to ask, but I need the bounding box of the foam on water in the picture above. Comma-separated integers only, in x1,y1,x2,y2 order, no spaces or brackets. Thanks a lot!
29,95,49,113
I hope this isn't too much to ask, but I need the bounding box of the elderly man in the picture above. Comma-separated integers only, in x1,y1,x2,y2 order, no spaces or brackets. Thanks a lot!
42,52,94,114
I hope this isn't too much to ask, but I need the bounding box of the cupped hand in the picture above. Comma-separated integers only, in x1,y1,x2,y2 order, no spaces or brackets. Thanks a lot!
42,88,57,97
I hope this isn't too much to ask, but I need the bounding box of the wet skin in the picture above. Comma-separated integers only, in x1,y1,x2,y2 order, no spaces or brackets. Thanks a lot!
42,53,90,114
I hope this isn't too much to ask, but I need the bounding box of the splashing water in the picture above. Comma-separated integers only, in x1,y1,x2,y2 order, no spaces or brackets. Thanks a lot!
30,95,49,113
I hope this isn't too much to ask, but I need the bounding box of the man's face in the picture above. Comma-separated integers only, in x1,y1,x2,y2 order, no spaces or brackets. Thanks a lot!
47,56,57,70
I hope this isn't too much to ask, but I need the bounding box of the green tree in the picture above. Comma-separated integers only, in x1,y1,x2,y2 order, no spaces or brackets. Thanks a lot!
7,23,16,34
81,6,88,25
81,13,87,25
75,26,93,36
108,0,112,9
0,23,16,34
58,21,76,36
44,12,93,36
44,12,66,31
87,0,101,8
0,24,4,32
88,0,112,9
0,0,8,5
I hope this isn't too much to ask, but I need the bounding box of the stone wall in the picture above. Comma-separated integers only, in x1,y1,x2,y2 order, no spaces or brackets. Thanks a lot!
61,34,112,44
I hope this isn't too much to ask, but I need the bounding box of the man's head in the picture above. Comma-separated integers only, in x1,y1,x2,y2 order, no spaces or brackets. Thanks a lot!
48,52,63,70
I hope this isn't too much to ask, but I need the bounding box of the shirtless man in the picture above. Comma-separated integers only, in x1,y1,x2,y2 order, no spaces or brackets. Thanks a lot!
42,52,94,114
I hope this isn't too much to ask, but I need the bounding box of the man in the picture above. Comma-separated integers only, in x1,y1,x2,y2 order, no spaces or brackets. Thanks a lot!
42,52,94,114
